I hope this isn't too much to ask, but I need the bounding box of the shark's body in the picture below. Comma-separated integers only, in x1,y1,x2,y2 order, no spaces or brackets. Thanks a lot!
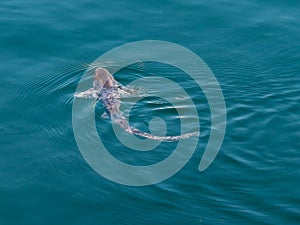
75,67,199,142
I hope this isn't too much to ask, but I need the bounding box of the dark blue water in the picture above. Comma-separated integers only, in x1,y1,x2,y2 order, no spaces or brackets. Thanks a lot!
1,0,300,224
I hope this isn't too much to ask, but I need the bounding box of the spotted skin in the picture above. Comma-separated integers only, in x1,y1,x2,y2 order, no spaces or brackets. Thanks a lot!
75,67,199,142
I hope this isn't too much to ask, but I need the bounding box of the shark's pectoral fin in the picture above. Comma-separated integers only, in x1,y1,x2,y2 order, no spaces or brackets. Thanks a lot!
118,85,141,98
74,88,98,99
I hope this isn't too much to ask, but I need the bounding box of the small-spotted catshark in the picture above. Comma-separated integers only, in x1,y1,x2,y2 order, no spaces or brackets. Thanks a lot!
75,67,199,142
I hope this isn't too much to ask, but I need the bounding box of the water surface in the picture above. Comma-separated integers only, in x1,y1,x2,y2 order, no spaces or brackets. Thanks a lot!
1,0,299,224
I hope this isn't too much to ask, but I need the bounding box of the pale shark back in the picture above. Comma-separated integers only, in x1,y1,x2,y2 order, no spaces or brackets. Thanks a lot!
75,67,199,142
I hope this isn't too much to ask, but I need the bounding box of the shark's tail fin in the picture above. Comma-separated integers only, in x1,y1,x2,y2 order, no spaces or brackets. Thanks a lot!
113,117,199,142
127,127,199,142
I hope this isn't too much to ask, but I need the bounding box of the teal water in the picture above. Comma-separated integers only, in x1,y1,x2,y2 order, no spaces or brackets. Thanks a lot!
1,0,300,224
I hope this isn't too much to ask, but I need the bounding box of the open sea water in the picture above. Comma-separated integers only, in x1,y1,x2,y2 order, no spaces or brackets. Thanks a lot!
1,0,299,224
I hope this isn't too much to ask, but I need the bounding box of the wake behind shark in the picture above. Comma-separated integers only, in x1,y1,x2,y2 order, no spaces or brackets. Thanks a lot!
75,67,199,142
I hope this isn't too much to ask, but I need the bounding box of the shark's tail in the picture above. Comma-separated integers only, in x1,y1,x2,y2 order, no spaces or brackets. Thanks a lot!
126,127,199,142
113,116,199,142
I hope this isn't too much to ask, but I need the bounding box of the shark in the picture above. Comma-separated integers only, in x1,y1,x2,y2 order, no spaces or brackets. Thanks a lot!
74,67,199,142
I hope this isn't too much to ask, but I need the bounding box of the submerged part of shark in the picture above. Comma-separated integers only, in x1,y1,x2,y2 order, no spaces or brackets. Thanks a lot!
74,67,199,142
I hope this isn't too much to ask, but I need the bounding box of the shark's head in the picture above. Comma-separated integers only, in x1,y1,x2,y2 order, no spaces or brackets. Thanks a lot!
93,67,116,89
